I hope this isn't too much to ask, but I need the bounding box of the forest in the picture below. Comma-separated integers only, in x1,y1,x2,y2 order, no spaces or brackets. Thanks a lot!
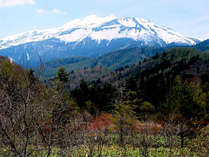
0,48,208,157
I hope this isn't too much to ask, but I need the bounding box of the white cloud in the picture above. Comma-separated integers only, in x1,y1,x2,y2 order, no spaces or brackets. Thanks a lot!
0,0,35,8
36,8,67,15
52,8,67,15
36,8,49,14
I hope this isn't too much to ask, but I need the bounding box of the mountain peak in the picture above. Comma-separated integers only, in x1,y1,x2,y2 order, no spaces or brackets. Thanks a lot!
0,14,201,68
61,15,117,29
0,15,198,50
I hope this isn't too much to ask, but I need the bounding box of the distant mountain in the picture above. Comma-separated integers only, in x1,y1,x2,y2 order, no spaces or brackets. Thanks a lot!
195,39,209,52
97,47,209,87
49,47,209,89
0,15,198,67
40,47,165,79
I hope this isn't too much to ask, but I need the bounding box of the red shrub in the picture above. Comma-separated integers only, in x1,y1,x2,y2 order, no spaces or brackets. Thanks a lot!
88,113,113,132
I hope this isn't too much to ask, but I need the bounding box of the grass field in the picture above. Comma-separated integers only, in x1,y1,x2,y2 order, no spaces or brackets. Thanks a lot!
0,134,207,157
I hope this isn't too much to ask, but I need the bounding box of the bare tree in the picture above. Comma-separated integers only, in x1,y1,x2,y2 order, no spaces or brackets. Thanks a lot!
162,120,178,157
0,60,44,157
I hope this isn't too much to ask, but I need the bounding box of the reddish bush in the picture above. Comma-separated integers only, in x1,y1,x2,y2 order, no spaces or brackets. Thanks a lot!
88,113,113,132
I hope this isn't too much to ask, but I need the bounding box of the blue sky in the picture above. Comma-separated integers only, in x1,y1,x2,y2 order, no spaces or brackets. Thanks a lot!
0,0,209,39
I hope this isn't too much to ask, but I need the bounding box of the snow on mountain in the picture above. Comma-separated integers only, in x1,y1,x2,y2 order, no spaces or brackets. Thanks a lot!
0,15,197,50
61,15,117,28
0,15,200,68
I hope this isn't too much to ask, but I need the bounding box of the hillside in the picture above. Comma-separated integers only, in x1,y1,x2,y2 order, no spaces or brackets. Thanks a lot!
67,47,209,126
112,47,209,84
40,47,165,79
101,47,209,107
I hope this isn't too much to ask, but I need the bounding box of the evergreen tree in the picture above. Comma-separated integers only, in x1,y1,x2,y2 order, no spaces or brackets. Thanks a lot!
140,101,155,121
164,78,207,147
56,67,69,83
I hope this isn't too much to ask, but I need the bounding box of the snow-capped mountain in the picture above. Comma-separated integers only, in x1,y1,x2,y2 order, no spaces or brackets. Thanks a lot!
0,15,199,67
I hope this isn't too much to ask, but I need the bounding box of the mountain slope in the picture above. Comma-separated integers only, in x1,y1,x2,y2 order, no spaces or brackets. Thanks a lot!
40,47,165,79
48,47,209,90
0,15,198,67
195,39,209,52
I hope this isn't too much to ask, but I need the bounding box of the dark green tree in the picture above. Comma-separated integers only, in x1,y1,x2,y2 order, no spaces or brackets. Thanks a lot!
56,67,69,83
164,78,206,148
140,101,155,121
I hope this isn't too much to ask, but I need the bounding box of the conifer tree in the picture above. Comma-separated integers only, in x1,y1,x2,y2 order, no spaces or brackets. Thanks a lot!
56,67,69,83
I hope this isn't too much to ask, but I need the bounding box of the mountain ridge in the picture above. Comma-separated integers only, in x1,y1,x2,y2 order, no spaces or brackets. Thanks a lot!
0,15,200,67
0,15,198,49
